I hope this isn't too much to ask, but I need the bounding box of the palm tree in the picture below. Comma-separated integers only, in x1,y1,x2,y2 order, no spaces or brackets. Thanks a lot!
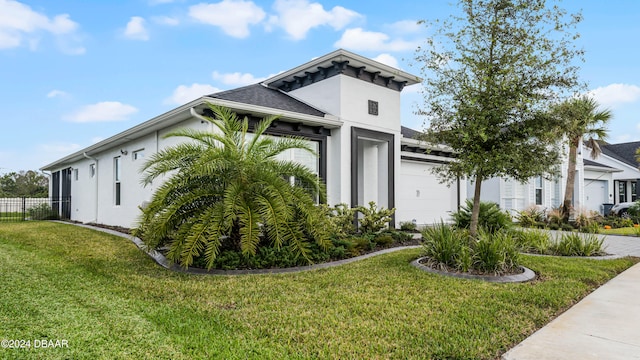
135,103,330,269
553,96,612,221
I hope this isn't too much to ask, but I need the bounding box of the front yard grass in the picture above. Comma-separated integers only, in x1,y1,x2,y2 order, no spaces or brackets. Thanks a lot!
600,226,640,236
0,222,637,359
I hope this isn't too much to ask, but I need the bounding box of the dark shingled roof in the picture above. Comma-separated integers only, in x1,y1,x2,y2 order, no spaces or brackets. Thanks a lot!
600,141,640,168
401,126,422,139
208,84,326,117
584,159,616,169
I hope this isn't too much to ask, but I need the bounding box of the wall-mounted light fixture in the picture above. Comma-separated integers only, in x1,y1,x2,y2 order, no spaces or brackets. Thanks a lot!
120,149,128,155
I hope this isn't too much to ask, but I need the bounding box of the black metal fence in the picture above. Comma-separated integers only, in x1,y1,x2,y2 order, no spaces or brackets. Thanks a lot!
0,197,70,222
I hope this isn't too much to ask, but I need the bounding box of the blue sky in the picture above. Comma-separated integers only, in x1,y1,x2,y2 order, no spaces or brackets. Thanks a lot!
1,0,639,174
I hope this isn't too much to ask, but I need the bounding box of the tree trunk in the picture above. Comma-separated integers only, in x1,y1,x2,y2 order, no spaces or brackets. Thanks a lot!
562,139,579,222
470,175,484,239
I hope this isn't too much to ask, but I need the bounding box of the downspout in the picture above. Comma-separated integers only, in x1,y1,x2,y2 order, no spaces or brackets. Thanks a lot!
190,107,209,122
83,152,99,223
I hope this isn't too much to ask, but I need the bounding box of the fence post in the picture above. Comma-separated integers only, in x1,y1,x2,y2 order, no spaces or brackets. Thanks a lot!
22,197,26,221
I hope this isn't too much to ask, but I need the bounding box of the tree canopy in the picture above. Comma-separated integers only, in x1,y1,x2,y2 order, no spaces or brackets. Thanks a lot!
0,170,48,197
415,0,583,236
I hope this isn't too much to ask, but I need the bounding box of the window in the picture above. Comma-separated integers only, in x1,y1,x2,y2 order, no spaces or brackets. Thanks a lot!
619,181,627,203
534,176,543,205
368,100,379,115
114,156,121,206
89,163,96,178
132,149,145,161
633,182,637,202
74,168,78,181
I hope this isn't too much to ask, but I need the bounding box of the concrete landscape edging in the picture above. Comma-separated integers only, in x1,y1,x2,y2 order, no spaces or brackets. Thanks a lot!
63,221,422,275
411,257,536,283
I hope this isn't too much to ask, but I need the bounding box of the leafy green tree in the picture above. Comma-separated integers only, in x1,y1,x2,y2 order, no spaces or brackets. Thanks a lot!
552,96,611,221
0,170,48,197
135,103,330,269
415,0,583,238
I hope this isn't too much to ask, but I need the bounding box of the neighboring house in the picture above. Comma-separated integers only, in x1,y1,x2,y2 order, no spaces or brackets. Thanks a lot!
471,140,640,216
588,141,640,205
41,49,466,229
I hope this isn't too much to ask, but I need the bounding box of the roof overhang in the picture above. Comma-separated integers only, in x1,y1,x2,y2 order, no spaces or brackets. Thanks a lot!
264,49,422,90
583,164,623,173
41,97,343,171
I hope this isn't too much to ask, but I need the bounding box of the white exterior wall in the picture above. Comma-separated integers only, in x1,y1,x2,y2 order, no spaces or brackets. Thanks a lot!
291,75,402,209
52,117,203,228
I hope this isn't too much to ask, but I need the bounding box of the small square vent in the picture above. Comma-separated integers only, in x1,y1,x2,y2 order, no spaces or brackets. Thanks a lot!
368,100,379,116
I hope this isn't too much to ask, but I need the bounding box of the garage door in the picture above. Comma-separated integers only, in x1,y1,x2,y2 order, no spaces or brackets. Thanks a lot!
397,160,459,226
584,179,607,214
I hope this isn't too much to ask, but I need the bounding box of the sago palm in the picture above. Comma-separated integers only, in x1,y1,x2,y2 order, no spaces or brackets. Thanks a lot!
553,96,611,221
135,103,330,269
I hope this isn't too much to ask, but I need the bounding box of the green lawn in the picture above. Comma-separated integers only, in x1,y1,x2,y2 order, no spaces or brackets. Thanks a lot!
600,226,640,236
0,222,637,359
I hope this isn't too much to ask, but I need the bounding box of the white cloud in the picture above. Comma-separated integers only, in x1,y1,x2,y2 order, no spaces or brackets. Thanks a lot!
152,16,180,26
334,28,419,52
164,83,221,105
124,16,149,41
268,0,361,40
91,136,105,144
189,0,265,39
46,89,68,98
372,53,399,69
65,102,138,123
587,83,640,108
212,71,266,86
386,20,422,34
0,0,83,52
38,142,81,154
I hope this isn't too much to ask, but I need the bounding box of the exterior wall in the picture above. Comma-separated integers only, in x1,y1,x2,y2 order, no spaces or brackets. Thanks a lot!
47,73,458,230
468,176,562,215
291,74,402,211
584,151,640,204
52,117,203,228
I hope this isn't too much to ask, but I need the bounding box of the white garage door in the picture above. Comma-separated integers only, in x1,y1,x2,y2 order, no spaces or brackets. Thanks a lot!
584,179,607,214
397,160,459,226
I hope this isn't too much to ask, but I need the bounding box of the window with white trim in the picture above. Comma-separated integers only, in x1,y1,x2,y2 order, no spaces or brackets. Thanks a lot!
534,176,543,205
114,156,121,206
132,149,145,161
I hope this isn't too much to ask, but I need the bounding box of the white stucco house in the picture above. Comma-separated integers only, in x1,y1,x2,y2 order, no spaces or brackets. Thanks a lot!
41,49,466,229
470,140,640,216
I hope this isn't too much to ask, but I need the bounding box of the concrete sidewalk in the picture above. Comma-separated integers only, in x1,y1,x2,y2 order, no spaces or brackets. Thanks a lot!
503,234,640,360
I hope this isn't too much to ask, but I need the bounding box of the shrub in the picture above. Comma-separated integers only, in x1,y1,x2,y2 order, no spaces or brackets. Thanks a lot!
549,233,606,257
27,203,59,220
628,201,640,217
451,199,512,233
373,233,394,247
421,223,520,275
560,223,574,231
547,223,560,231
399,221,418,232
356,201,395,234
545,207,564,226
384,229,414,243
472,230,520,275
326,203,357,237
421,222,467,269
513,229,551,254
515,206,545,228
